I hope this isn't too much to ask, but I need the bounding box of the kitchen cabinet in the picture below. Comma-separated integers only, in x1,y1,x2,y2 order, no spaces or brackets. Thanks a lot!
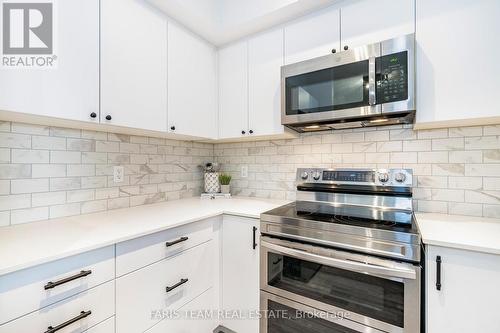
221,216,260,333
219,29,292,140
426,245,500,332
416,0,500,127
341,0,415,49
218,41,248,139
248,28,285,137
0,0,99,123
168,22,218,139
100,0,168,132
284,7,341,65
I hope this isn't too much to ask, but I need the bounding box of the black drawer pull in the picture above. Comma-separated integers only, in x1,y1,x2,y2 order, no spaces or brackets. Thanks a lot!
166,278,188,292
436,255,442,291
44,310,91,333
44,270,92,290
252,226,258,250
165,236,189,247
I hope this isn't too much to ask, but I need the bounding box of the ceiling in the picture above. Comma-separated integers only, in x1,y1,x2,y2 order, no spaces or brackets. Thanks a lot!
146,0,341,46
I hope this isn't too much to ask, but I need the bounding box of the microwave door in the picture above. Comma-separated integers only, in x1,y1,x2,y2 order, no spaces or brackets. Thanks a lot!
283,58,380,125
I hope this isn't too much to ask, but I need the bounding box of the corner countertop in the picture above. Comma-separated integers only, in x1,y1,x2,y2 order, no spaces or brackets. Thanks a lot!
415,213,500,255
0,197,289,276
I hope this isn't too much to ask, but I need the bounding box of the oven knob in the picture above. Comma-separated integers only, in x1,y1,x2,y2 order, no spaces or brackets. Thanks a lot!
378,173,389,183
300,172,309,180
312,172,321,181
395,172,407,183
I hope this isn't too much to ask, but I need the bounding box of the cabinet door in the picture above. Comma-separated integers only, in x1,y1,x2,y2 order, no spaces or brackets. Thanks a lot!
0,0,99,123
101,0,167,132
222,216,259,333
426,245,500,333
168,22,217,139
416,0,500,124
248,28,285,137
341,0,414,49
284,6,340,65
218,41,248,139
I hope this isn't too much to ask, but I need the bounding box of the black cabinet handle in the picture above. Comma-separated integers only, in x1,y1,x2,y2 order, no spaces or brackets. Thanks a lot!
252,226,257,250
44,310,91,333
166,278,188,292
165,236,188,247
105,115,112,121
344,45,349,51
436,256,442,291
249,130,254,134
89,112,97,119
170,126,176,131
331,48,336,53
241,130,246,135
44,270,92,290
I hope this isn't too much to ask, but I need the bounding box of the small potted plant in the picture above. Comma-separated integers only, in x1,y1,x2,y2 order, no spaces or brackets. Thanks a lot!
219,174,232,194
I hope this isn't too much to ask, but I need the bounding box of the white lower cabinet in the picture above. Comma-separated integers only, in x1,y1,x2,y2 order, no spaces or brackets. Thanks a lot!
116,240,215,333
0,245,115,325
86,316,115,333
145,288,217,333
0,281,115,333
426,245,500,332
221,216,260,333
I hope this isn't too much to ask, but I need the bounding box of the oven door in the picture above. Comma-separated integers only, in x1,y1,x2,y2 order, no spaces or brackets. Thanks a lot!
281,44,381,126
260,291,386,333
260,237,420,333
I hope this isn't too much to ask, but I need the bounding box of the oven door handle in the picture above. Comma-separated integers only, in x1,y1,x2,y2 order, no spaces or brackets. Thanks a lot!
263,241,416,280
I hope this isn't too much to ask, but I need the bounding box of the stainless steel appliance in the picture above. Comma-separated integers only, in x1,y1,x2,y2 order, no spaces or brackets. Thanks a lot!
260,168,422,333
281,34,415,132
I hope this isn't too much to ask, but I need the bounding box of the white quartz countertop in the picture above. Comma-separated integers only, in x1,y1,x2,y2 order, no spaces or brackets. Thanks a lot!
0,197,289,276
415,213,500,255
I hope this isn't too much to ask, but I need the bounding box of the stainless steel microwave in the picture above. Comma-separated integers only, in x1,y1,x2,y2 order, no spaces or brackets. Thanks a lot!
281,34,415,132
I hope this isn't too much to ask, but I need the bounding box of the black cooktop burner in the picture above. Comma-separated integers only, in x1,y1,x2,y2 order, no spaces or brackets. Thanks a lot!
264,201,418,234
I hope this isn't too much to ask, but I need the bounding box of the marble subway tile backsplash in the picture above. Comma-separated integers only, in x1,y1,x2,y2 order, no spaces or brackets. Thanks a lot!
214,124,500,219
1,120,500,226
0,122,212,226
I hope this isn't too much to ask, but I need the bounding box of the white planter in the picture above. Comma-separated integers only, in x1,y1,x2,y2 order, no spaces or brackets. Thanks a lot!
221,185,230,194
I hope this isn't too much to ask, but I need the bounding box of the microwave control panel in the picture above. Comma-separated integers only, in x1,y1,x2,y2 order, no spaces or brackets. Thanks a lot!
376,51,408,104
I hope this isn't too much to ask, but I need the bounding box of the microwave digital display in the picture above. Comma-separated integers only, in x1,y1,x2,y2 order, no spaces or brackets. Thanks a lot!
376,51,408,104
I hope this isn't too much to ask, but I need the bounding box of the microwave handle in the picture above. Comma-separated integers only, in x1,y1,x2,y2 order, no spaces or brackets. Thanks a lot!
263,240,417,280
369,56,376,106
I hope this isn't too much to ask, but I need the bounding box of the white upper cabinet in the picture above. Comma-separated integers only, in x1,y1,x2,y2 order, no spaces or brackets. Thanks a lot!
341,0,415,49
0,0,99,123
426,245,500,332
248,28,285,137
168,22,217,139
100,0,167,132
416,0,500,125
284,7,341,65
218,41,249,139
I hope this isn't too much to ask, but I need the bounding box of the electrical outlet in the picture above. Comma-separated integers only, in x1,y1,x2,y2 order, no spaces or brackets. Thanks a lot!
241,165,248,178
113,166,124,183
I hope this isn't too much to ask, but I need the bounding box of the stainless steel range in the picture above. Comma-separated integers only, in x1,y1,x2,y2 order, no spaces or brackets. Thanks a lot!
259,168,422,333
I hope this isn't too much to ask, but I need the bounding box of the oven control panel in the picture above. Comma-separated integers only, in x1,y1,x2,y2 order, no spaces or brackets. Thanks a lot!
297,168,413,187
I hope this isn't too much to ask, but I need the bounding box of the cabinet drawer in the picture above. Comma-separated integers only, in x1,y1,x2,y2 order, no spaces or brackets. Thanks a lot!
0,280,115,333
0,246,114,324
116,217,216,276
86,316,114,333
146,288,217,333
116,240,214,333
